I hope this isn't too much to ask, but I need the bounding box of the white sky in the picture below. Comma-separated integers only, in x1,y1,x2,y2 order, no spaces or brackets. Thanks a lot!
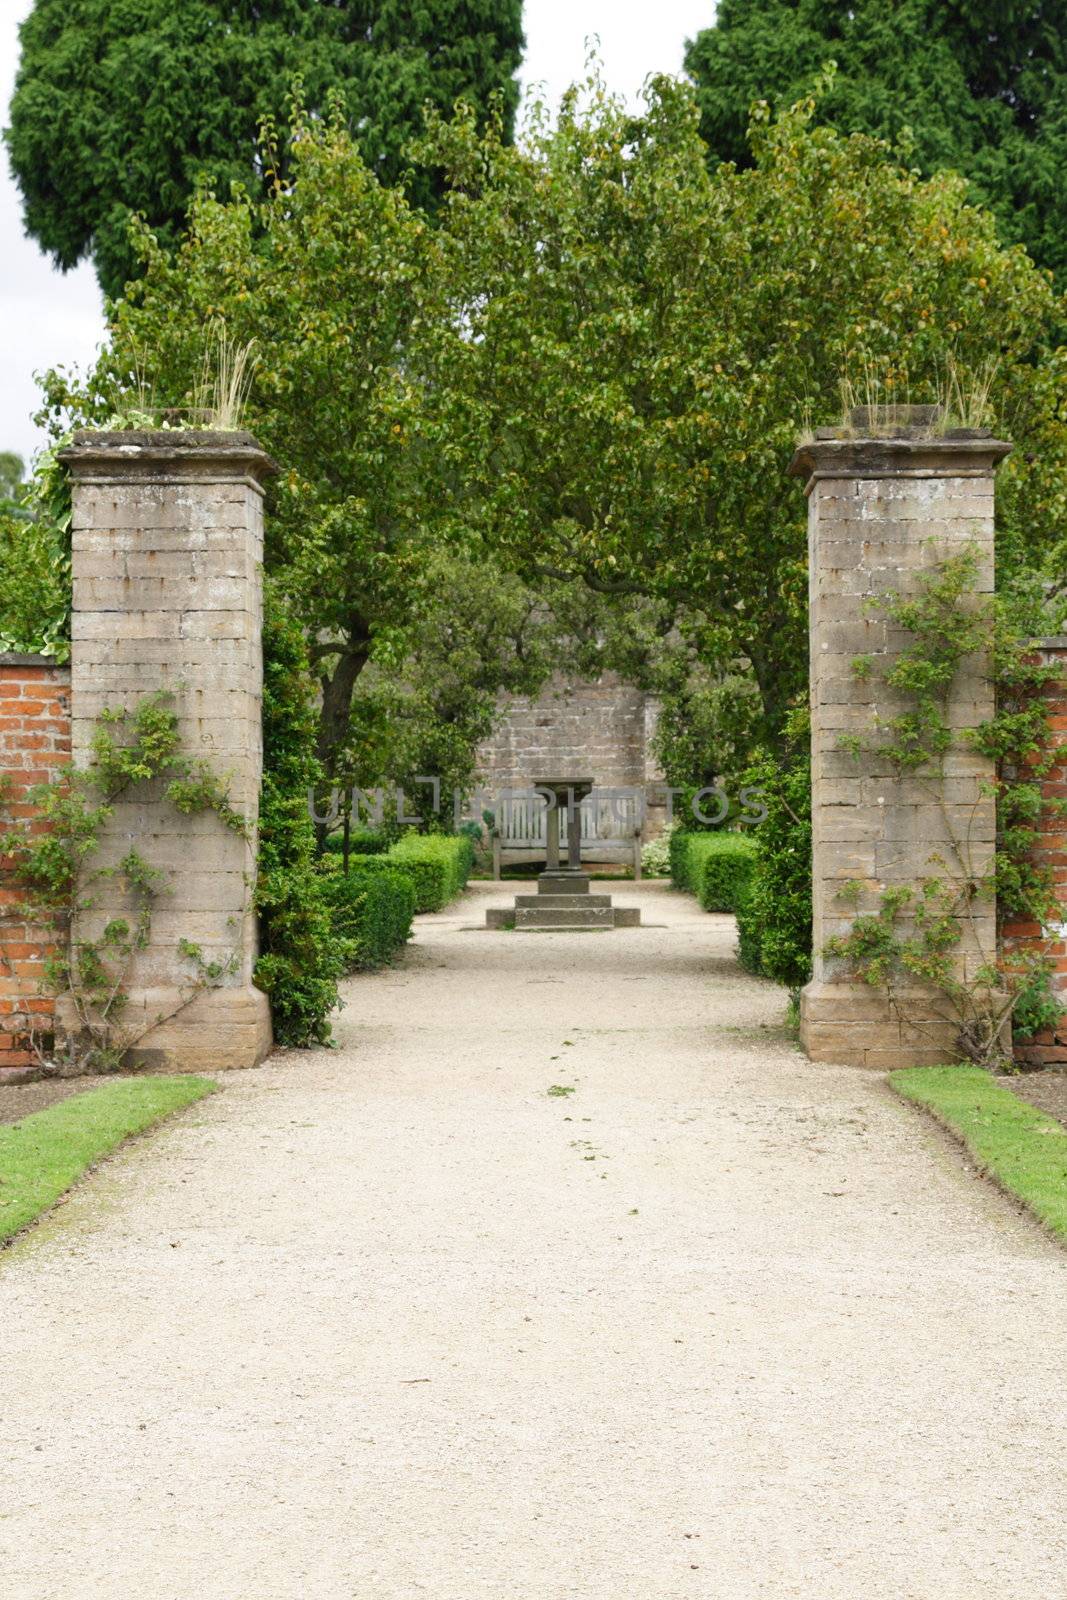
0,0,712,467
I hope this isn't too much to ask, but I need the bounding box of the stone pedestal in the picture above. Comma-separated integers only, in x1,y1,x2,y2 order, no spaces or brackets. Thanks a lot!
486,871,642,931
537,778,593,871
59,431,276,1071
790,412,1011,1068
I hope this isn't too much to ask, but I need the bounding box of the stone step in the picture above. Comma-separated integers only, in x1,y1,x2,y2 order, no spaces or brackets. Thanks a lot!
514,893,614,911
614,906,642,928
516,904,615,929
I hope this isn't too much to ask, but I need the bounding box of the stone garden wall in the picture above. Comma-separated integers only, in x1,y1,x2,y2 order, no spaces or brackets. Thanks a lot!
477,673,667,840
0,654,71,1079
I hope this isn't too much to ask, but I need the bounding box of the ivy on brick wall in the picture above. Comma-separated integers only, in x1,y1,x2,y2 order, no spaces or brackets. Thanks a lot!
0,691,246,1073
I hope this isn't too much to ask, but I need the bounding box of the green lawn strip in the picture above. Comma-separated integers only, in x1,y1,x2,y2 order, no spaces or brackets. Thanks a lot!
890,1066,1067,1243
0,1076,216,1244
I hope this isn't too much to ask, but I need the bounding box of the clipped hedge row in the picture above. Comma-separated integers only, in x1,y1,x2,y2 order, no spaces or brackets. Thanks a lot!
671,831,758,912
385,833,474,913
322,828,391,859
319,860,416,971
734,743,813,994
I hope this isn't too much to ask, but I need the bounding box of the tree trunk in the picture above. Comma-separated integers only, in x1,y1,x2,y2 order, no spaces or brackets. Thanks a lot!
746,630,805,756
313,625,372,852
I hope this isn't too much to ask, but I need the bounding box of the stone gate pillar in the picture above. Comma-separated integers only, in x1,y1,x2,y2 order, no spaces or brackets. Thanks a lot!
790,408,1011,1068
60,431,275,1071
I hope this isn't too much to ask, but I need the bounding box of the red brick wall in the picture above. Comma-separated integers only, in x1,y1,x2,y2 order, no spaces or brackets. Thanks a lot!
0,655,71,1080
1003,638,1067,1066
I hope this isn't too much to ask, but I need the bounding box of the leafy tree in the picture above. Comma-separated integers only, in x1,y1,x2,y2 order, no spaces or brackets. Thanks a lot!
39,82,1067,780
0,452,25,511
254,582,344,1044
419,76,1067,745
6,0,524,296
41,108,565,815
684,0,1067,284
344,550,560,815
43,109,443,784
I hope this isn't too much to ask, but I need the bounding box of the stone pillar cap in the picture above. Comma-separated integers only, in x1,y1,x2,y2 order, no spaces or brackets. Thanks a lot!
789,405,1011,489
59,429,277,480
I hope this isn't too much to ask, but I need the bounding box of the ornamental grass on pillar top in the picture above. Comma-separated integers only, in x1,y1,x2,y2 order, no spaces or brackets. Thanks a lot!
788,403,1012,486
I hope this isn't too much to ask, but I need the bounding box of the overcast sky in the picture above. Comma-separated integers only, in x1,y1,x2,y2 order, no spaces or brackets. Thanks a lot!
0,0,712,467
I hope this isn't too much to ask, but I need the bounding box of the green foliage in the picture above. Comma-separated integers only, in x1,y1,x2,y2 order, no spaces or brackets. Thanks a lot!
878,551,988,771
385,832,473,912
420,75,1067,745
342,549,560,809
50,115,558,800
0,1076,215,1243
7,0,524,297
823,553,1065,1068
671,832,758,913
1012,961,1064,1043
685,0,1067,285
318,859,416,971
0,452,26,512
254,584,343,1047
0,692,245,1072
640,826,676,879
322,829,391,860
652,644,766,795
891,1067,1067,1243
735,734,813,992
972,580,1067,934
669,826,697,892
0,438,72,660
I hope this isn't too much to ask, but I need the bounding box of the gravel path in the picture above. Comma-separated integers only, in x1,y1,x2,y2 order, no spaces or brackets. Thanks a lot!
1,882,1064,1599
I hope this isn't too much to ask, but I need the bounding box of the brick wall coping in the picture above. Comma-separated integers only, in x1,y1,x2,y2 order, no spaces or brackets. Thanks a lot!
0,653,70,670
59,429,277,480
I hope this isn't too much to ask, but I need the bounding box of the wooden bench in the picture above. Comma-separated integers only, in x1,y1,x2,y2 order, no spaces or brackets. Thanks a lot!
490,790,643,879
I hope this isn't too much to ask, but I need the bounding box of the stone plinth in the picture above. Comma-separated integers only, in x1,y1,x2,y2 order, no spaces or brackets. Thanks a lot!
59,431,276,1071
790,413,1011,1069
486,870,642,931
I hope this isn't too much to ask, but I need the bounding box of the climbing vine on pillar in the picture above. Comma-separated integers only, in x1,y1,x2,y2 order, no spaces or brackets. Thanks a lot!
825,553,1066,1069
0,691,247,1074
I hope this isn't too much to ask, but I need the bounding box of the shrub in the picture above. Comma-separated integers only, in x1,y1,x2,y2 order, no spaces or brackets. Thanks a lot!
254,586,343,1046
385,833,474,912
319,860,416,971
641,824,676,878
684,832,759,912
735,735,813,993
669,825,696,890
322,827,391,860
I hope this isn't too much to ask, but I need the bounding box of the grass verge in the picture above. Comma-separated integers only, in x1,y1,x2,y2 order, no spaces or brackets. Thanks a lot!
0,1076,216,1245
890,1066,1067,1243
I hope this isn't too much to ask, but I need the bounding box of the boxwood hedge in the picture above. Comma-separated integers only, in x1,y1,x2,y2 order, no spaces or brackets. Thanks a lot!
319,859,416,971
670,831,758,912
385,833,474,913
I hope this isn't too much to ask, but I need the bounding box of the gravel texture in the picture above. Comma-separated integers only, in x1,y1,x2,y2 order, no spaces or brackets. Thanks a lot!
0,881,1064,1599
